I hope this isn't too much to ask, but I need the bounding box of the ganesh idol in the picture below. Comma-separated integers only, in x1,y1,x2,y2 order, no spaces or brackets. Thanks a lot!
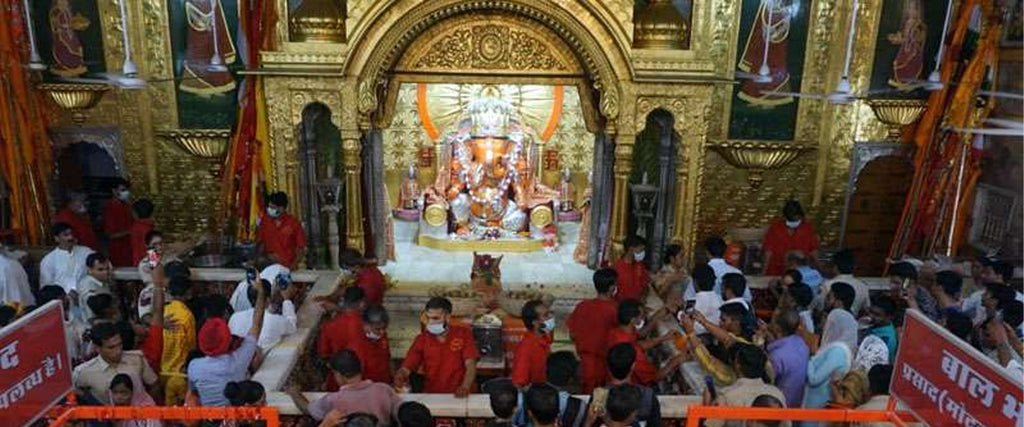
423,88,557,241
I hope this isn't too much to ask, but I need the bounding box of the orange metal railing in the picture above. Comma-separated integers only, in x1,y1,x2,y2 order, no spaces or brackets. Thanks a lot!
684,405,916,427
46,405,280,427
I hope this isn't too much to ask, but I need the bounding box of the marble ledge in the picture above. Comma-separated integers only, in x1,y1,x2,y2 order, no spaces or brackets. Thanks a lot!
112,267,326,284
112,267,911,293
266,392,702,418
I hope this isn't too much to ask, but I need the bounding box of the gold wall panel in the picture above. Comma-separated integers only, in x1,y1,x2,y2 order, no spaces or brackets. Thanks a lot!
56,0,903,254
395,13,583,76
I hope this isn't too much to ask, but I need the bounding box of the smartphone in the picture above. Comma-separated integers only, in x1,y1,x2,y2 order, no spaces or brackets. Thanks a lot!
704,375,717,401
276,272,292,289
145,248,160,268
591,387,609,412
246,267,258,283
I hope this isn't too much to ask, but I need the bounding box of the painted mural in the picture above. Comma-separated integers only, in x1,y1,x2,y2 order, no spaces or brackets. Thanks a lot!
32,0,106,79
869,0,947,95
728,0,810,141
168,0,242,128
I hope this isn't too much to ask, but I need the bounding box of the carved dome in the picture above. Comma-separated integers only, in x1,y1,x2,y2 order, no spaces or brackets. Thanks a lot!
289,0,347,43
633,0,689,50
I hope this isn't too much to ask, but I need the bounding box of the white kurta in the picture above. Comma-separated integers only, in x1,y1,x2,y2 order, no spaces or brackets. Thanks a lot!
227,300,297,349
39,245,95,294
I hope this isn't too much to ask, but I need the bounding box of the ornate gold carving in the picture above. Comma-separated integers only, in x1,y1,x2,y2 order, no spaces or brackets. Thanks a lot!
530,206,554,228
357,80,377,116
866,99,927,140
36,83,110,125
397,14,579,75
290,0,347,43
346,1,628,126
342,136,365,252
633,0,689,50
424,204,448,227
708,140,817,188
632,86,714,261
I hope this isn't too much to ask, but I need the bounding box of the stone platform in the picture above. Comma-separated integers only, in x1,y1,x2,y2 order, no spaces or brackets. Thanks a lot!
382,220,594,288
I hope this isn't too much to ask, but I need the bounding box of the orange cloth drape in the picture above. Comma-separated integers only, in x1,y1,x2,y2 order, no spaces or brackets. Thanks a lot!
0,3,52,244
888,0,1000,260
219,0,276,240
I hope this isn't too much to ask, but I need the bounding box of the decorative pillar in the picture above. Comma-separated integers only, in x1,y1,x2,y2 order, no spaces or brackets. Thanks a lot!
342,136,365,253
609,133,636,259
670,123,688,246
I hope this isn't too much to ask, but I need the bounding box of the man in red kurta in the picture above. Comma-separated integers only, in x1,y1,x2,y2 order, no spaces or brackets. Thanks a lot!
567,268,620,393
258,192,307,269
395,297,479,396
54,192,98,250
607,299,658,386
762,200,820,276
350,304,392,384
511,300,553,387
102,180,134,267
129,199,156,264
317,287,366,391
341,249,387,306
613,235,651,302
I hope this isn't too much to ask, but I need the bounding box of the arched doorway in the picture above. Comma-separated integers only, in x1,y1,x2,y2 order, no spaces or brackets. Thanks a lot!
55,141,121,228
842,155,914,275
297,102,342,269
631,109,678,269
345,2,628,285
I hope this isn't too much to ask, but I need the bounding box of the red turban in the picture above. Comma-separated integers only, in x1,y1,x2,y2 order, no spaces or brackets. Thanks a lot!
198,318,231,356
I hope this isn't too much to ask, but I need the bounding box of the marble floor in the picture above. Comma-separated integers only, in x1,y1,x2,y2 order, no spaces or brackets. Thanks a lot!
381,219,595,292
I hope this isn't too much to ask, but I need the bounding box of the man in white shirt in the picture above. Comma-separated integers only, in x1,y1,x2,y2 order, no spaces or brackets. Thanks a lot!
815,249,870,316
78,253,113,322
0,246,34,308
696,237,752,303
690,264,722,334
230,259,289,313
40,223,95,297
228,279,298,350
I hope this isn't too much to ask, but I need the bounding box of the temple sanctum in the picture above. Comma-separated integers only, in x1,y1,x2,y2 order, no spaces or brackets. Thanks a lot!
0,0,1021,425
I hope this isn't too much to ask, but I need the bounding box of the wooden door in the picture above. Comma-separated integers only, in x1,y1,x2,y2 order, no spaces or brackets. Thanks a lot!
843,156,914,276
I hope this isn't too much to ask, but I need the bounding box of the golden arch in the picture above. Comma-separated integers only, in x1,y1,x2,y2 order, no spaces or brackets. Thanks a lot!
344,0,632,126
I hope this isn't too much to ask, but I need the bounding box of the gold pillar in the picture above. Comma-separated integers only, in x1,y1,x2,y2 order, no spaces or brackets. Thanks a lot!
610,133,635,260
342,136,365,253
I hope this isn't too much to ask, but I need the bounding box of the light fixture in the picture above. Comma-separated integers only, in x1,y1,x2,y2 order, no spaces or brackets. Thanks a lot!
22,0,46,71
207,1,228,73
116,0,145,88
925,0,955,89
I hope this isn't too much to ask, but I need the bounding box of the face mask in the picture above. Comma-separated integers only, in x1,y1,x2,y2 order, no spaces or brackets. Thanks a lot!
785,219,802,229
634,251,646,262
542,317,556,333
267,207,282,218
118,190,131,201
635,319,646,330
366,331,382,341
426,322,447,335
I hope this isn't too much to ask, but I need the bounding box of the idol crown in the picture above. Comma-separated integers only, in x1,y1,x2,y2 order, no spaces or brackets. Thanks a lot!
467,96,515,137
